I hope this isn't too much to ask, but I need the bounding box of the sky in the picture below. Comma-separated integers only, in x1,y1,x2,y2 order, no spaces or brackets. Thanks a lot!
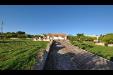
0,5,113,35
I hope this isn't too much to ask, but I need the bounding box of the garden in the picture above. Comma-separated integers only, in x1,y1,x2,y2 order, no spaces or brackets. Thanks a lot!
0,40,48,70
68,33,113,61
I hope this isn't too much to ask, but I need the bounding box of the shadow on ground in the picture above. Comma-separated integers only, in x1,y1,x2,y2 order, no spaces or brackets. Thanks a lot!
43,40,113,70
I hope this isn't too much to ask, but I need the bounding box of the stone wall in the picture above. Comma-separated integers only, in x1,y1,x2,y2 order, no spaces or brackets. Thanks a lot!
32,40,53,70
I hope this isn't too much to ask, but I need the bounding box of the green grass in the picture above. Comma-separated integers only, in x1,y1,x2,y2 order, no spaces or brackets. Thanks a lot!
0,40,48,70
70,41,113,61
88,46,113,60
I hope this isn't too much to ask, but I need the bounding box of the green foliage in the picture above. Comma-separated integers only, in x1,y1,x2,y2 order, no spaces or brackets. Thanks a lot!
71,40,113,61
0,31,34,39
98,33,113,45
72,41,95,50
0,40,48,70
85,36,96,41
98,34,103,41
27,34,34,38
76,33,85,41
67,35,78,41
68,33,96,42
101,33,113,44
69,33,113,61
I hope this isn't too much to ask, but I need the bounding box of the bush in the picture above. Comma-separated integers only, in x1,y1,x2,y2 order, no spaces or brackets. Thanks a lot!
71,41,94,50
100,33,113,44
70,40,113,61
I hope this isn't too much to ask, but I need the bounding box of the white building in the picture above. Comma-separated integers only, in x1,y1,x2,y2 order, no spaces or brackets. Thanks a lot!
33,33,67,41
47,33,67,40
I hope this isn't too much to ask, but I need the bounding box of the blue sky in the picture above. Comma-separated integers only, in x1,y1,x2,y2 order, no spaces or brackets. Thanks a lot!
0,5,113,35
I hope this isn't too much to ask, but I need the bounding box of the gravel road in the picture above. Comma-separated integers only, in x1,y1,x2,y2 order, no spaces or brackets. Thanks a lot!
43,40,113,70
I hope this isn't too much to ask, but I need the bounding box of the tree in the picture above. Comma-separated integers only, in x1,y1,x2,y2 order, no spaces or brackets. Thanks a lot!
16,31,25,34
85,36,96,41
76,33,84,38
27,34,33,38
4,32,12,39
16,31,27,38
76,33,85,41
100,33,113,45
34,34,42,37
12,32,17,38
42,34,47,37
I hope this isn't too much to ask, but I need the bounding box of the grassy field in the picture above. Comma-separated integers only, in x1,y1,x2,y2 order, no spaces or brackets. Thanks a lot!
70,41,113,61
0,40,48,70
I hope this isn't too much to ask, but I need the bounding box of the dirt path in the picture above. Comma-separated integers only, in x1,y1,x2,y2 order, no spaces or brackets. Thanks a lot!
43,40,113,70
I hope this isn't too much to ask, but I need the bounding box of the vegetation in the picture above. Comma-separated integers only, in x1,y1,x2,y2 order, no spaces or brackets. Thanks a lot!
68,33,96,42
69,33,113,61
0,31,34,39
99,33,113,45
71,41,95,50
0,40,48,70
71,41,113,61
0,31,47,39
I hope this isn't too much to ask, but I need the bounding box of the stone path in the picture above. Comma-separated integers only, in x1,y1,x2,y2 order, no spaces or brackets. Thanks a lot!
44,40,113,70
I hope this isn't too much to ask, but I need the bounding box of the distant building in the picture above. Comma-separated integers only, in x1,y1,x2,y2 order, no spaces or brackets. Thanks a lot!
33,33,67,41
47,33,67,40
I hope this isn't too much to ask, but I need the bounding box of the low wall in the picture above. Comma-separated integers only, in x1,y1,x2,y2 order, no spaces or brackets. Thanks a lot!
108,44,113,47
95,42,105,46
32,40,53,70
